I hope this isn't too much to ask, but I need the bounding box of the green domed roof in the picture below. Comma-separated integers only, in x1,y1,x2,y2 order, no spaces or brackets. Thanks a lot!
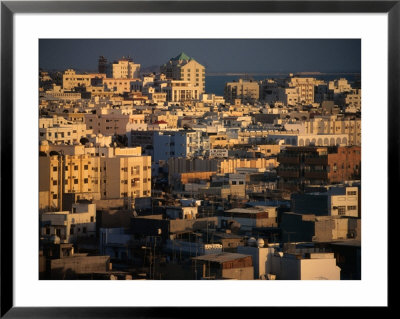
171,52,192,61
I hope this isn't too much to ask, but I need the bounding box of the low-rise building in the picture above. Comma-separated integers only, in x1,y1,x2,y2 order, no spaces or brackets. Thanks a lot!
218,206,278,231
41,203,96,244
270,251,341,280
291,185,359,217
192,252,254,280
280,212,361,242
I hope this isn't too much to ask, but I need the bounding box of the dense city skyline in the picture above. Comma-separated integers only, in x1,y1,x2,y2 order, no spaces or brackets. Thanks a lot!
39,39,361,74
38,39,361,282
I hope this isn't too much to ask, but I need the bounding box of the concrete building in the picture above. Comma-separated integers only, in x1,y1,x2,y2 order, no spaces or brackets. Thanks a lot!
218,206,278,231
39,122,92,145
62,69,106,90
271,251,341,280
100,155,152,200
304,115,361,146
286,77,318,104
39,153,101,210
40,242,111,280
267,132,349,147
84,113,137,136
280,212,361,242
106,56,140,79
224,79,260,104
166,206,198,220
192,252,254,280
41,203,96,244
161,52,205,93
237,238,275,279
291,185,359,217
162,80,201,102
277,146,361,191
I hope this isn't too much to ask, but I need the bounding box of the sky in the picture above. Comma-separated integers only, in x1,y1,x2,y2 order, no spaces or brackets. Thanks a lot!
39,39,361,74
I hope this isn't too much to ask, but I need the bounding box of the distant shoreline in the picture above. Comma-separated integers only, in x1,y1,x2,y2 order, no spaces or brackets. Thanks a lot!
206,72,361,76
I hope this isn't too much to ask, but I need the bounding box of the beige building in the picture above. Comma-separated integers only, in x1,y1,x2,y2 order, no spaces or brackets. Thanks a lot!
219,158,278,174
39,122,92,145
84,113,136,135
162,80,201,102
103,78,136,93
39,154,101,210
108,57,140,79
328,78,352,93
62,69,106,90
224,79,260,103
161,52,205,93
41,203,96,244
287,77,320,104
100,155,152,200
304,115,361,146
39,148,149,209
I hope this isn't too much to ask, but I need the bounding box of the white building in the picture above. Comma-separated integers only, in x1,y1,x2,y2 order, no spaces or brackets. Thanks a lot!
41,203,96,244
271,252,341,280
237,238,275,279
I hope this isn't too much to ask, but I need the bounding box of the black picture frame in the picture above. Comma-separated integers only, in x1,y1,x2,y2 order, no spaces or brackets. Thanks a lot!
1,0,394,317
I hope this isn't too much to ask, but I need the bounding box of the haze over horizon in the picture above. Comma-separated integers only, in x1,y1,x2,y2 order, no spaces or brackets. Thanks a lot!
39,39,361,74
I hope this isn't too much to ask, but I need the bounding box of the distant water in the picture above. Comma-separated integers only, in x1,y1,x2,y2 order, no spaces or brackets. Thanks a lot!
205,74,361,96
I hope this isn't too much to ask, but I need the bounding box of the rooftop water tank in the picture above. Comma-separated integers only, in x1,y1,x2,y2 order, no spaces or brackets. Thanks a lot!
257,238,265,248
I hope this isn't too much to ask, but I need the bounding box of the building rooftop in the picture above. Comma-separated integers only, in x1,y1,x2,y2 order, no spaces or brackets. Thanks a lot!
192,252,251,263
171,52,192,61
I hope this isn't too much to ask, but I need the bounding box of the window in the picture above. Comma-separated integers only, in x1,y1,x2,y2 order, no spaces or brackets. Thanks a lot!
347,206,357,210
84,165,88,170
52,180,57,186
52,167,57,172
90,216,94,222
338,206,346,215
74,165,78,170
347,191,357,196
74,179,78,184
52,194,57,199
84,178,88,184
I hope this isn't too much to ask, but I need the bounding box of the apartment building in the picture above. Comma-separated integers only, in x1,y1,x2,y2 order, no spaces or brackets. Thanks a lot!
39,153,101,210
100,155,152,200
160,52,205,93
277,146,361,191
304,115,361,146
41,203,96,244
62,69,106,90
224,79,260,104
291,185,359,217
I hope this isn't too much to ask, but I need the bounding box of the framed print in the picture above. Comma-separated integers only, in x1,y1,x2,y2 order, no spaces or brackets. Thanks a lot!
1,0,395,317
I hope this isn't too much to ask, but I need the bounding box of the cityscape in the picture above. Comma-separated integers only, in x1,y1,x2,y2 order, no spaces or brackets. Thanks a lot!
39,39,361,280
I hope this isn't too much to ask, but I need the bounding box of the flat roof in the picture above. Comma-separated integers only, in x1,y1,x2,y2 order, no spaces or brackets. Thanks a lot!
192,252,251,263
224,208,265,214
330,240,361,247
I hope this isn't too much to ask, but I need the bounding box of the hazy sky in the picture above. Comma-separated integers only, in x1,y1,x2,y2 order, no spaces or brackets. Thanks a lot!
39,39,361,73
